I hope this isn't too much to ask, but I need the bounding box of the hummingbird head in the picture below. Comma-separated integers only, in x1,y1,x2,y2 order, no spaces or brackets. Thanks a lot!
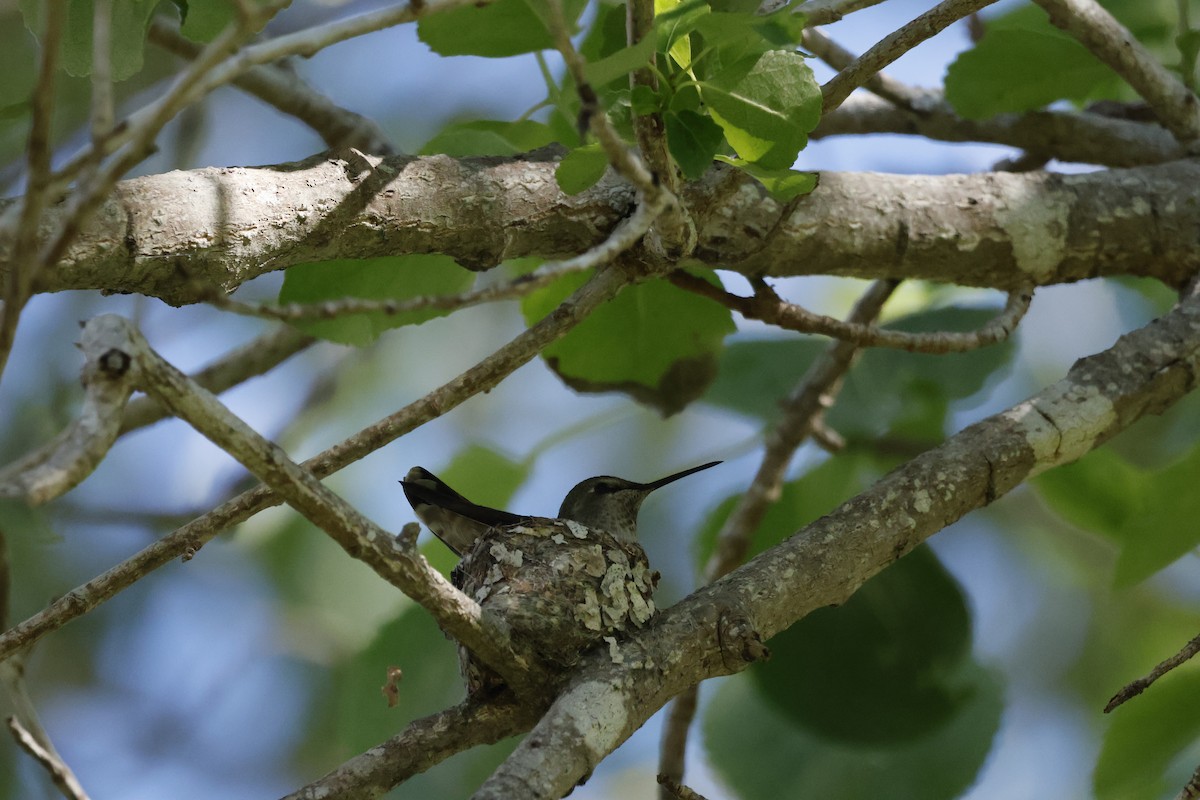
557,461,721,543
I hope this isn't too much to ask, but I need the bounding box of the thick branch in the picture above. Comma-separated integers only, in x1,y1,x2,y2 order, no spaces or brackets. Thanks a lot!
9,155,1200,302
475,290,1200,797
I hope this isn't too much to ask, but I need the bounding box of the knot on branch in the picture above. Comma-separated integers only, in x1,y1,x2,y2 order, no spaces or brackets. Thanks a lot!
97,348,131,378
717,610,770,670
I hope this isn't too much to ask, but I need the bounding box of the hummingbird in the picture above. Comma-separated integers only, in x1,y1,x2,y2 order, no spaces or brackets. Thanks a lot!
401,460,721,555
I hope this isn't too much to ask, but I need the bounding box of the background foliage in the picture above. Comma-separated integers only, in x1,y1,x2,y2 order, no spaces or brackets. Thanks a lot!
1,0,1199,798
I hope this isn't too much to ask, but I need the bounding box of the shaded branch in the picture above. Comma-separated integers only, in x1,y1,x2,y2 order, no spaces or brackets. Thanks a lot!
1033,0,1200,143
813,94,1186,167
58,314,543,695
821,0,1001,114
285,696,540,800
147,17,397,156
475,287,1200,797
1105,629,1200,712
669,271,1031,353
0,262,635,663
657,280,896,796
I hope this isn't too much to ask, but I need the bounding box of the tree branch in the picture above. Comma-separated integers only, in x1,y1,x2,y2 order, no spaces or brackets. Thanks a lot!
669,271,1031,352
147,18,397,156
813,93,1186,167
821,0,1000,114
658,280,897,796
0,263,634,662
10,156,1200,303
1105,629,1200,712
1032,0,1200,143
474,289,1200,797
285,696,540,800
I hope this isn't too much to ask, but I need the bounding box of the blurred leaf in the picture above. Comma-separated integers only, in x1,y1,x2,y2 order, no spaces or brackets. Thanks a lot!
327,605,461,751
705,306,1016,439
555,143,609,195
1036,442,1200,586
755,545,974,743
437,445,530,513
943,0,1183,118
420,119,556,157
665,108,724,179
694,454,874,568
946,30,1115,119
277,255,475,346
418,0,588,57
177,0,271,42
21,0,157,80
704,663,1003,800
1095,668,1200,800
701,49,820,169
716,155,818,201
521,268,736,415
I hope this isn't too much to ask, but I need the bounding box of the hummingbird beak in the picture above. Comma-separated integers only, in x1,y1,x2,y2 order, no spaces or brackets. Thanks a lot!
642,460,722,491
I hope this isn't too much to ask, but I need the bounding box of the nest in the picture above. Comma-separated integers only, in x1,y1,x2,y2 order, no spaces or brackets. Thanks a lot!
451,518,660,694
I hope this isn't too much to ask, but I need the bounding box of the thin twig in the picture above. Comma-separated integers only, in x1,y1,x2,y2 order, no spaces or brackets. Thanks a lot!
71,315,543,696
1105,630,1200,712
792,0,888,26
283,695,540,799
0,264,634,663
0,1,66,388
51,0,491,195
544,0,658,196
804,27,937,112
812,92,1185,167
1033,0,1200,143
147,17,397,155
821,0,1001,114
1176,762,1200,800
669,272,1032,353
657,281,897,794
206,197,671,322
657,775,710,800
36,3,290,282
91,0,115,143
7,717,90,800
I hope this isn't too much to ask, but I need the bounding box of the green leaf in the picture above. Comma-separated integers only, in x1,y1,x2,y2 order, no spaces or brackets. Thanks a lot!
665,109,724,179
700,49,820,169
945,29,1117,119
277,255,475,346
21,0,158,81
520,268,736,415
716,155,818,201
419,120,556,157
1036,442,1200,586
704,663,1003,800
308,603,520,796
417,0,587,58
583,33,656,88
756,545,975,743
177,0,274,42
555,143,609,195
1095,669,1200,800
655,0,712,57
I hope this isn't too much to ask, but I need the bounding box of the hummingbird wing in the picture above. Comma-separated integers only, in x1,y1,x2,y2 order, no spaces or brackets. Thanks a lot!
401,467,527,556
